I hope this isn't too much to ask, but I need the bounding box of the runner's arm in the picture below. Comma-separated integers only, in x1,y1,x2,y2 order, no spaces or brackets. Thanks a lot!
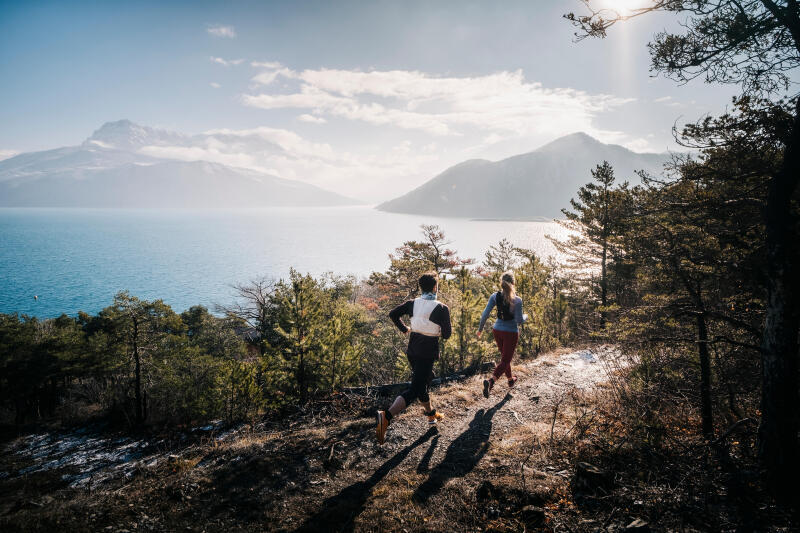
388,300,414,333
477,293,496,332
431,304,452,340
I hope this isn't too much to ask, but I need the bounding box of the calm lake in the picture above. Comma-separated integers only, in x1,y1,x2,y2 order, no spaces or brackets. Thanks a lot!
0,207,568,318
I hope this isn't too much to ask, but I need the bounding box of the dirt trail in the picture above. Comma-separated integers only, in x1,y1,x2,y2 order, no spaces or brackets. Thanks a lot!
287,345,620,531
1,345,622,532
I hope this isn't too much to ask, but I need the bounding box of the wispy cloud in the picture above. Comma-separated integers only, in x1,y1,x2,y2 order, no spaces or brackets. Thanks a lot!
210,56,244,67
243,65,633,140
207,25,236,38
210,82,221,89
125,63,652,201
251,61,283,69
0,149,18,161
135,126,438,201
653,95,684,108
298,114,327,124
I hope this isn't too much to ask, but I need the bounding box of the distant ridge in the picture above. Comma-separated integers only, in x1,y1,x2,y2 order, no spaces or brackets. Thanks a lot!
0,120,360,208
377,132,669,219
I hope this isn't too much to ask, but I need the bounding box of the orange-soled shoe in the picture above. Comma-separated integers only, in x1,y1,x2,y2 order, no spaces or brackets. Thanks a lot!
426,410,443,425
376,410,389,444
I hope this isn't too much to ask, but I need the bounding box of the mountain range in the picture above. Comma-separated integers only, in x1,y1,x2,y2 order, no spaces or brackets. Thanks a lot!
0,120,358,208
1,125,671,215
378,132,670,219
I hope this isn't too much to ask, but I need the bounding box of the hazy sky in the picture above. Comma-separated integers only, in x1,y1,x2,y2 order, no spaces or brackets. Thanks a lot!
0,0,755,201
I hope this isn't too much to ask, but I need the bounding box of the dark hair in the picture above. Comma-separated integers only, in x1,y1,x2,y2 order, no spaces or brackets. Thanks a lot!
418,272,438,293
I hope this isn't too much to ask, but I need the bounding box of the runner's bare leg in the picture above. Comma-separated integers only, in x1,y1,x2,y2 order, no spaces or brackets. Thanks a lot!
388,395,406,417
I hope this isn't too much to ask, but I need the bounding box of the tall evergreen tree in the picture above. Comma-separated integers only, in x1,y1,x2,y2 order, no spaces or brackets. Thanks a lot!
554,161,631,330
101,292,183,424
567,0,800,497
483,238,518,275
610,98,781,440
269,269,327,402
372,224,462,302
441,265,485,372
321,301,366,392
512,248,551,355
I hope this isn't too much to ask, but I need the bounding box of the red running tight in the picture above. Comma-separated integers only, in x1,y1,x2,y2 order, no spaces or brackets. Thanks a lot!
492,329,519,380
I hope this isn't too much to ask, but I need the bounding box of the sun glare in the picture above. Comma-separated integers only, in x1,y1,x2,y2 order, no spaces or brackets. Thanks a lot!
603,0,647,16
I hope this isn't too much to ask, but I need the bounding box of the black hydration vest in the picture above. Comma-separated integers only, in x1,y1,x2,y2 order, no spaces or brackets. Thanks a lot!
495,291,515,321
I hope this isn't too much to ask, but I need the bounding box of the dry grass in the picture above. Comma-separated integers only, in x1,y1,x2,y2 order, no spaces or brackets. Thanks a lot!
511,364,532,377
451,389,474,404
218,432,278,451
170,456,202,472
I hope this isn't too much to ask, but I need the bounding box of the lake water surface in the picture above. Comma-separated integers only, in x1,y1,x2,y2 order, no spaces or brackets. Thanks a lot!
0,207,568,318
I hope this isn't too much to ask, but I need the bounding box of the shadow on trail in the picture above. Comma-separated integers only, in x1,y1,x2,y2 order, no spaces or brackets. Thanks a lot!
412,393,511,504
294,427,438,533
416,434,440,473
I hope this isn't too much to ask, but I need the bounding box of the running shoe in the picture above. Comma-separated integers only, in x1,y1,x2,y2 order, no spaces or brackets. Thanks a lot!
508,376,518,388
376,410,389,444
483,378,493,398
426,410,444,425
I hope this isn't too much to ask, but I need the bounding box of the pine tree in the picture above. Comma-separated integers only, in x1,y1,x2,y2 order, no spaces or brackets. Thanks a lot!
373,224,462,302
269,269,327,402
619,100,779,440
512,247,550,356
553,161,632,330
441,265,485,372
101,292,183,424
321,301,366,392
483,238,518,275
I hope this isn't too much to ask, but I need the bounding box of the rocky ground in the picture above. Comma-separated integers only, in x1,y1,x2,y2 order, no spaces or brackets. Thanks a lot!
2,346,652,532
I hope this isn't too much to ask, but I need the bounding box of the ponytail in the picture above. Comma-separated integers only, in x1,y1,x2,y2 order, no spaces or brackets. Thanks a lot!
501,271,516,311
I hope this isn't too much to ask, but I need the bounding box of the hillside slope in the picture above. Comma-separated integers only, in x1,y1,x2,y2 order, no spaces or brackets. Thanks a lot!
378,133,669,219
1,347,627,532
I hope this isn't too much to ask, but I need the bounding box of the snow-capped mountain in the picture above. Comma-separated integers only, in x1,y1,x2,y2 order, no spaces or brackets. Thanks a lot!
82,119,190,152
0,120,359,207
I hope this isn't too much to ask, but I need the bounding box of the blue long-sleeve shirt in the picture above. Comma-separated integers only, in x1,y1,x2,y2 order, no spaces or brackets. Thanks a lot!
478,292,525,333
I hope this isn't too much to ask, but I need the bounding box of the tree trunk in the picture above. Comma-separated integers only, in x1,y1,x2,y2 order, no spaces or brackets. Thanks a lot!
330,344,337,393
298,347,306,402
459,306,467,369
600,240,608,329
133,319,143,425
229,365,235,422
758,98,800,499
697,313,714,439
